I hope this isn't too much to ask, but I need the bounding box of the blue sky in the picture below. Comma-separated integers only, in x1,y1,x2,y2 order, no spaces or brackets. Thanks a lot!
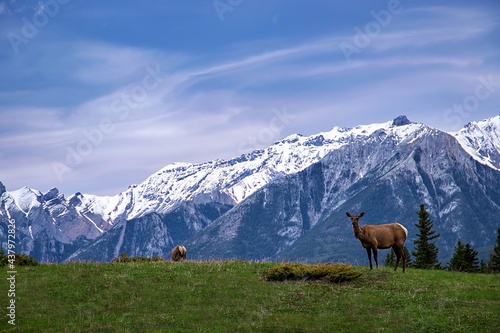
0,0,499,196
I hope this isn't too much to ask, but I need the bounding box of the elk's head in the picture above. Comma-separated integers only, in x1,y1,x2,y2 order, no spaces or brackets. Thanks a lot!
346,212,364,226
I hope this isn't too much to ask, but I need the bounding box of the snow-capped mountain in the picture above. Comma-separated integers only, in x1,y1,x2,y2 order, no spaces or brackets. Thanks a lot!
189,118,500,263
0,185,113,262
84,115,425,221
450,115,500,170
1,115,499,263
68,114,448,225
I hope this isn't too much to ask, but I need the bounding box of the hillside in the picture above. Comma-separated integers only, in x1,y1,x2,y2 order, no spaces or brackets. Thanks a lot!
0,261,498,332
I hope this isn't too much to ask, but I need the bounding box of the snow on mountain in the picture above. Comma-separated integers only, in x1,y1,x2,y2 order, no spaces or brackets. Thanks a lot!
1,115,432,227
189,119,500,263
450,114,500,170
91,115,426,221
72,192,119,225
0,184,115,261
4,187,42,219
3,114,500,263
68,116,442,262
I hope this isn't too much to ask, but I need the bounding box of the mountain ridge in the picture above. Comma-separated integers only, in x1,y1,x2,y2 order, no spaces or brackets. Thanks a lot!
188,121,500,263
1,114,499,263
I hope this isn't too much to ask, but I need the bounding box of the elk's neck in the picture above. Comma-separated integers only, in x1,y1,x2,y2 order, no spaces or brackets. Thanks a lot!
352,224,364,239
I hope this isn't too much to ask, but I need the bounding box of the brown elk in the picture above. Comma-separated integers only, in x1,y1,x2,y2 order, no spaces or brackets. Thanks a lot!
346,212,408,272
171,245,187,262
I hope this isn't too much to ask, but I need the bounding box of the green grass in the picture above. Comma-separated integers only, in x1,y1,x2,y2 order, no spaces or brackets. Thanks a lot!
1,261,499,332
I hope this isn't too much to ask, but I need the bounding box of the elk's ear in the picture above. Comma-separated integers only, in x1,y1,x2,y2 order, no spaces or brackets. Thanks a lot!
359,212,364,217
346,212,351,217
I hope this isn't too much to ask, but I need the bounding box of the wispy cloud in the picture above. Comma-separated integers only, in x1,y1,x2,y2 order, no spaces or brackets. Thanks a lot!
191,37,340,78
0,2,6,15
1,1,499,195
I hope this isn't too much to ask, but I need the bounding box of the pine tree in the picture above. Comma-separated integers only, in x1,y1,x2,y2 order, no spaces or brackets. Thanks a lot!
403,247,413,268
488,228,500,272
449,239,480,272
0,248,6,266
449,239,467,271
384,250,396,268
480,260,488,274
464,243,480,272
412,204,440,269
384,247,412,269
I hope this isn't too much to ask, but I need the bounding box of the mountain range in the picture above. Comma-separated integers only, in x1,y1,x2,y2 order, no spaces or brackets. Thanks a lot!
1,115,499,264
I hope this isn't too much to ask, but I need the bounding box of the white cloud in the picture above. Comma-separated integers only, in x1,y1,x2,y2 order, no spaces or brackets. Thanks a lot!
1,3,499,195
67,42,187,85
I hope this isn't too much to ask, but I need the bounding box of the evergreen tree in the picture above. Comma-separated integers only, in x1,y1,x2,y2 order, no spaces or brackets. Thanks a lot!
464,243,480,272
384,250,396,268
488,228,500,272
449,239,467,271
403,247,413,268
412,204,440,269
0,248,6,266
449,239,480,272
384,247,412,269
480,260,488,274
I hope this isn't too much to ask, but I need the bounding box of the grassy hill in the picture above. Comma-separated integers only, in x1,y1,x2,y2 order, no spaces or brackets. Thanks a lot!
1,260,499,332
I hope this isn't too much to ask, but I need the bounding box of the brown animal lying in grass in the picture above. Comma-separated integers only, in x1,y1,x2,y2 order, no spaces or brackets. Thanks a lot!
171,245,187,262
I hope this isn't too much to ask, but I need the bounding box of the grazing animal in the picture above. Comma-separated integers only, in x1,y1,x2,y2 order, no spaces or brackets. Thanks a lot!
346,212,408,272
171,245,187,262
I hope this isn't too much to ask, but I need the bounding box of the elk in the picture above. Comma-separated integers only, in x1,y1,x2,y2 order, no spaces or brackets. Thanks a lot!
346,212,408,272
171,245,187,262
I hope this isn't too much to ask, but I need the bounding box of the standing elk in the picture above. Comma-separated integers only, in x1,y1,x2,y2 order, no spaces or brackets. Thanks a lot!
171,245,187,262
346,212,408,272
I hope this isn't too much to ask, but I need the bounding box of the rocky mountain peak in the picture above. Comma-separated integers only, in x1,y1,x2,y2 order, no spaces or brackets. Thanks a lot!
0,182,5,196
43,187,61,202
392,115,411,127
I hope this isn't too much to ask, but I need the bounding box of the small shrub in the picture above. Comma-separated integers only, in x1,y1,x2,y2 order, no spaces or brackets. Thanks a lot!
16,254,39,266
0,250,39,266
325,264,364,283
0,248,5,265
264,263,363,283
